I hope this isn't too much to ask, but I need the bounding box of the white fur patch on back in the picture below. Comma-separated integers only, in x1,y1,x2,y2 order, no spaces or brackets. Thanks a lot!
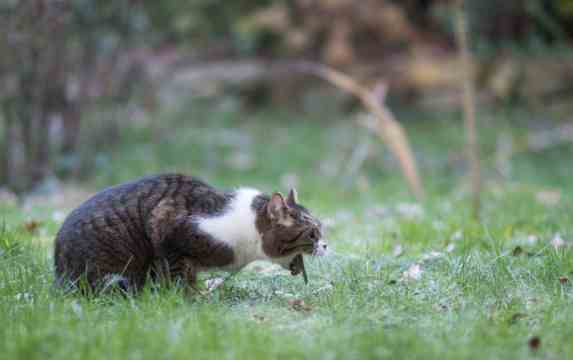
197,188,269,271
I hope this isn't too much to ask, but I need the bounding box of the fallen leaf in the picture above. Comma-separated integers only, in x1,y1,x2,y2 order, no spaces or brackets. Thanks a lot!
23,220,42,234
559,276,569,284
288,299,312,312
70,300,83,318
526,235,538,245
451,230,463,242
205,277,225,292
366,206,390,218
392,244,404,257
509,313,527,325
312,283,334,294
536,189,560,207
396,203,424,218
15,292,33,302
402,264,422,281
512,246,524,256
253,314,266,323
528,336,541,351
421,251,443,260
551,233,565,249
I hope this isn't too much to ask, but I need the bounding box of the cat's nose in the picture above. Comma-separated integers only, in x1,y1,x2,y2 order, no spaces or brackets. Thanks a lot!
313,240,328,256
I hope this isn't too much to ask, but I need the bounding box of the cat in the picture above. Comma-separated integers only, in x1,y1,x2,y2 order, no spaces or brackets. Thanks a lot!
54,174,326,293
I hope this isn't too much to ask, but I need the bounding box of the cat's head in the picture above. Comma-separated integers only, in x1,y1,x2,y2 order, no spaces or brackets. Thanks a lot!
256,189,327,269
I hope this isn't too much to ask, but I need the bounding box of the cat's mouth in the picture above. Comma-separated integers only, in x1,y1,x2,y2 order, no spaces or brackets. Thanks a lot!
281,228,327,256
282,239,328,256
287,241,328,285
282,242,315,255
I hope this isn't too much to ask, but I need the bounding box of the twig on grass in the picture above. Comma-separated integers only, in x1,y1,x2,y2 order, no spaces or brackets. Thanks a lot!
293,62,425,201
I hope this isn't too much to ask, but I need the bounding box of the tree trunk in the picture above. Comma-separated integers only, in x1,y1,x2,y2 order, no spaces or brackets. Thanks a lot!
62,105,81,156
32,112,51,185
19,102,36,191
0,107,15,188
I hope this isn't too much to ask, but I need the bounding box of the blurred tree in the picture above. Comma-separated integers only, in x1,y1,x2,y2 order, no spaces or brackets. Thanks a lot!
0,0,280,193
1,0,572,193
0,0,149,193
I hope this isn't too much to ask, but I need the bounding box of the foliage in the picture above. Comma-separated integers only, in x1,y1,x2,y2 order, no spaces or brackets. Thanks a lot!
1,0,573,193
142,0,275,48
0,0,151,192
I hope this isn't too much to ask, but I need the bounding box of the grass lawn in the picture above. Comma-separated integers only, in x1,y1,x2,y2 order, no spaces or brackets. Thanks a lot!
1,101,572,359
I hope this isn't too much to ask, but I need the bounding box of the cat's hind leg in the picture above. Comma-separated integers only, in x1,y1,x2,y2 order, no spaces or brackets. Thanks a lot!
152,256,203,296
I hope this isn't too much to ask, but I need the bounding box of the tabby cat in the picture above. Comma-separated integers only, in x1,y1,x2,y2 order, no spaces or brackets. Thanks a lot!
54,174,326,293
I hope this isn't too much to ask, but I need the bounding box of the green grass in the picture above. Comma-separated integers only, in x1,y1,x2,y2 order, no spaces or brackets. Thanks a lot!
1,101,573,359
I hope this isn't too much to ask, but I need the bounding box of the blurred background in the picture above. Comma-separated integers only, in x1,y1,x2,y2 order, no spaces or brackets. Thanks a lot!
1,0,573,213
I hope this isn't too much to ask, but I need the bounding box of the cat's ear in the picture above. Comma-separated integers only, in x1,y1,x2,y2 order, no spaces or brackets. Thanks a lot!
287,188,298,206
268,192,288,220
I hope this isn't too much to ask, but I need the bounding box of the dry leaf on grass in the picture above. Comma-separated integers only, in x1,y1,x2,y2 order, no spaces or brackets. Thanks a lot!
509,313,527,325
253,314,266,323
433,303,448,311
366,206,390,218
402,264,423,281
512,246,524,257
396,203,424,218
70,300,83,319
421,251,443,261
535,189,561,207
205,278,225,292
451,230,463,242
23,220,42,234
527,235,539,245
551,233,565,249
312,283,334,294
392,244,404,257
559,276,569,284
528,336,541,351
446,243,456,253
288,299,312,312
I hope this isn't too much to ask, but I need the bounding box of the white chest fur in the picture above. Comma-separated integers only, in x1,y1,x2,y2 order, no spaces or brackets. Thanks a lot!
196,188,270,271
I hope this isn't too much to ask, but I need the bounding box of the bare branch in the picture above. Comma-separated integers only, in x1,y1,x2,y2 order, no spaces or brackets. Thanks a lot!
454,0,481,219
294,61,425,201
